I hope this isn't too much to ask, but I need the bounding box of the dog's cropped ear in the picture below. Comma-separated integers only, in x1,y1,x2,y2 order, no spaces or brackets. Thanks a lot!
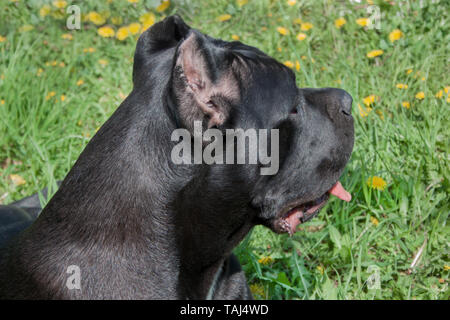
172,32,240,130
144,15,190,50
133,15,190,86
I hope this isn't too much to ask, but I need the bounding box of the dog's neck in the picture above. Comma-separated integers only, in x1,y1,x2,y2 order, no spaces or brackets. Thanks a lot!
169,165,256,298
31,87,254,298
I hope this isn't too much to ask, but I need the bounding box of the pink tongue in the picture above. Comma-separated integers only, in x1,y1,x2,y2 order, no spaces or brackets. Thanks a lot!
329,181,351,202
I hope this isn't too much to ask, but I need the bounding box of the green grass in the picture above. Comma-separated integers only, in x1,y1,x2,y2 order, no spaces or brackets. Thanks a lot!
0,0,448,300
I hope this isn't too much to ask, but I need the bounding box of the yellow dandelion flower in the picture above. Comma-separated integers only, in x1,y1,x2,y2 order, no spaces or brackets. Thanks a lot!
300,22,313,31
277,47,282,52
401,101,410,109
51,10,65,20
83,47,96,53
111,17,123,25
287,0,296,6
367,176,387,191
217,14,232,22
45,91,56,101
1,99,5,105
375,109,384,120
358,103,372,117
127,23,141,35
140,12,156,32
39,5,51,17
284,61,294,68
363,94,377,107
60,94,66,102
156,0,170,13
10,174,26,186
293,18,302,25
296,32,307,41
295,60,300,71
97,26,115,38
59,62,65,67
237,0,248,7
277,27,289,35
370,216,379,226
367,49,383,58
61,33,73,40
258,256,273,265
334,17,346,29
396,83,408,89
249,283,265,297
389,29,403,42
406,69,413,75
435,90,443,98
116,27,129,41
128,0,139,3
447,96,450,103
76,79,84,86
444,265,450,271
19,25,34,32
356,17,369,27
415,91,425,100
0,35,6,42
119,92,127,100
98,59,108,66
231,34,240,41
89,12,106,26
316,265,324,274
52,0,67,8
444,86,450,94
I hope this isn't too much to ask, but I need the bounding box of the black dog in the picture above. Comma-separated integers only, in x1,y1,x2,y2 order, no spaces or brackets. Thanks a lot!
0,15,354,299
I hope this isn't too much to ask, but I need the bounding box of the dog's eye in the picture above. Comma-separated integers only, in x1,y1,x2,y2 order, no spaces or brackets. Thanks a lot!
290,105,299,114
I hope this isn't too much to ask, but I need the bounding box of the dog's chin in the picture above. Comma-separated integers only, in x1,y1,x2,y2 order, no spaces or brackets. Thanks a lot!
266,181,351,235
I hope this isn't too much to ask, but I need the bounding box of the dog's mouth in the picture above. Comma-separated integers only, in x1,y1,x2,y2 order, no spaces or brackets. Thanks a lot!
276,181,351,235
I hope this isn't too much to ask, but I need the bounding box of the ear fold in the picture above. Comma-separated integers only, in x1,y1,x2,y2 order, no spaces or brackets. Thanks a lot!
173,32,240,130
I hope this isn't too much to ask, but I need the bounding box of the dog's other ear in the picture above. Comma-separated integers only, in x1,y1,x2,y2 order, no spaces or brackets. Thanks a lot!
173,32,240,130
133,15,190,86
143,15,190,51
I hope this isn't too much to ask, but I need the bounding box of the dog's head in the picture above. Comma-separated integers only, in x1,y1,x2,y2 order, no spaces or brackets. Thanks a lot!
134,16,354,236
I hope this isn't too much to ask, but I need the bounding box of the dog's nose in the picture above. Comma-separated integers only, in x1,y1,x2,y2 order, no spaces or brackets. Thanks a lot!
336,89,353,116
300,88,353,118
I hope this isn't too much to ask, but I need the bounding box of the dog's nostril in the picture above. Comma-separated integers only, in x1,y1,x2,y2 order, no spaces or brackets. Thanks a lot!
338,91,353,117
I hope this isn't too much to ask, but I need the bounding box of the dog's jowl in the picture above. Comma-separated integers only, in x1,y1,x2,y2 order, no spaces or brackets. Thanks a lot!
0,15,354,299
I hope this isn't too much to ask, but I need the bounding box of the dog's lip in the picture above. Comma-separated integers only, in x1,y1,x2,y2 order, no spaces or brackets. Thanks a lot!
276,181,351,235
277,193,329,235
